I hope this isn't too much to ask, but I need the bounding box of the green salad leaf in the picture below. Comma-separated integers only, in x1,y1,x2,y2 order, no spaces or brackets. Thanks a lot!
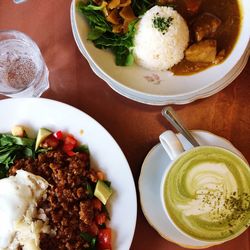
77,1,138,66
80,232,97,249
132,0,155,16
77,1,112,39
0,134,35,179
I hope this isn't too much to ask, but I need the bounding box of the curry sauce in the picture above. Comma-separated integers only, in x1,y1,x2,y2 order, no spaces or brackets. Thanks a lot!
169,0,241,75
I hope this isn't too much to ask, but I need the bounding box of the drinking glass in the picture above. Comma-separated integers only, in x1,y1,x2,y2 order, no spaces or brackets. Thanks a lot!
0,30,49,97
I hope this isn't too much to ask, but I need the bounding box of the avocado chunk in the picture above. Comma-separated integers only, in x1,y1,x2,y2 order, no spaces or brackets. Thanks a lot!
35,128,52,150
94,180,112,205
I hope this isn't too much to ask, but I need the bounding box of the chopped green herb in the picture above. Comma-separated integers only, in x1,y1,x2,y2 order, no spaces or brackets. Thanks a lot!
80,232,93,242
99,223,107,229
80,232,97,249
103,180,111,187
86,182,94,198
90,237,97,249
102,204,110,220
152,15,173,34
75,144,90,154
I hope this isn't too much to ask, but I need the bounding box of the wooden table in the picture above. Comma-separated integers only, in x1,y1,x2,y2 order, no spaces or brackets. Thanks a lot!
0,1,249,249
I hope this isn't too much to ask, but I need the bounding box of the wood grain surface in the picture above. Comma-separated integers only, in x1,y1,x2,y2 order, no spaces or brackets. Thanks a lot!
0,1,249,249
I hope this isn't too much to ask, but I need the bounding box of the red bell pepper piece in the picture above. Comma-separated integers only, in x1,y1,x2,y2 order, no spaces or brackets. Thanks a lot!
95,213,107,225
53,130,63,140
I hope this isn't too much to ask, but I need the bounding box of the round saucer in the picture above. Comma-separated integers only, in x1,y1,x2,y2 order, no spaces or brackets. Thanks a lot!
138,130,246,248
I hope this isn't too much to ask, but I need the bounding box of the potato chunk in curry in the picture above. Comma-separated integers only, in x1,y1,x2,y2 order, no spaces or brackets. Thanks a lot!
185,39,217,63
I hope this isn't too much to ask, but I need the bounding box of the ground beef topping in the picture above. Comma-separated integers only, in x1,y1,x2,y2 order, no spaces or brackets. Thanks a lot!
9,148,111,250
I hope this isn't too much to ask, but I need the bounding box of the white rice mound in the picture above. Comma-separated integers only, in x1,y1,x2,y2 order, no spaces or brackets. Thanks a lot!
133,6,189,71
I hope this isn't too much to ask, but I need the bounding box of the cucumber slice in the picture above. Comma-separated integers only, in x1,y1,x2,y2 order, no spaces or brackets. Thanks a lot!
35,128,52,150
94,180,112,205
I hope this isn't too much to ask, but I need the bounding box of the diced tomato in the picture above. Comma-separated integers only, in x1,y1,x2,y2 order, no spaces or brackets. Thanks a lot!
62,134,78,156
62,144,73,152
95,213,107,225
65,150,76,156
89,223,99,236
42,134,59,148
64,134,77,147
98,228,112,250
53,130,63,140
92,198,102,211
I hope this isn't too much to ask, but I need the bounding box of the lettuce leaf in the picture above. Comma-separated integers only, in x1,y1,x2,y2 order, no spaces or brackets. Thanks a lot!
0,134,35,179
77,1,137,66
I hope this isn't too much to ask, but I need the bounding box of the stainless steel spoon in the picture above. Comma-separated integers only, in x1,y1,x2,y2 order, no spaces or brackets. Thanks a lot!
161,106,200,147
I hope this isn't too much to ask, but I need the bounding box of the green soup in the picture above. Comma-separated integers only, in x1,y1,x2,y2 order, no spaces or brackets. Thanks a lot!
163,146,250,242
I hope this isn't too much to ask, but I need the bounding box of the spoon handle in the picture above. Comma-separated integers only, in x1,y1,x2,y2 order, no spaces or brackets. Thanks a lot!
161,106,200,147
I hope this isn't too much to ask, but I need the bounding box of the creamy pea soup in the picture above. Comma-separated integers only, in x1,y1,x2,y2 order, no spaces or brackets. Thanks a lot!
163,146,250,242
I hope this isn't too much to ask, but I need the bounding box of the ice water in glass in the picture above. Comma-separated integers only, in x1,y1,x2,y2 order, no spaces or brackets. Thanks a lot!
0,30,49,97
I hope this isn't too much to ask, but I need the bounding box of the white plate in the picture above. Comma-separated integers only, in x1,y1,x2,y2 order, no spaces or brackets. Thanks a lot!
70,0,250,105
0,98,137,250
139,130,247,248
